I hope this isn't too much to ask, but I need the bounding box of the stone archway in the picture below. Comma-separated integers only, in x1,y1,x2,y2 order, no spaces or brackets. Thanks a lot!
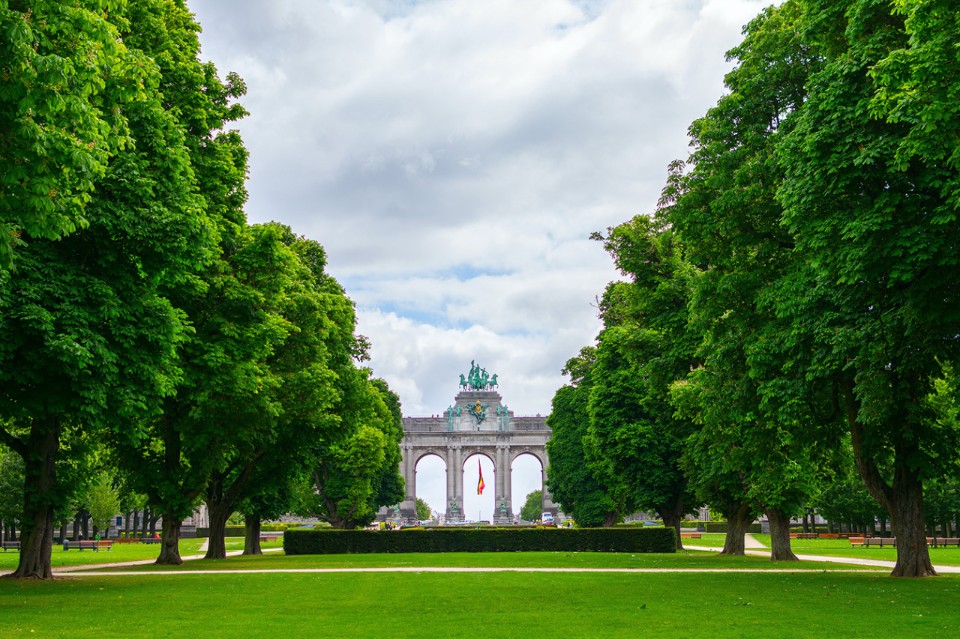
396,372,554,524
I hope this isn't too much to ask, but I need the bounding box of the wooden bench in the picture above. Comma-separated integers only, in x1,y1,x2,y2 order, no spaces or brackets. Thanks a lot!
680,533,701,539
819,533,839,539
1,541,20,552
63,539,113,552
259,531,284,542
928,537,960,548
790,533,819,539
849,537,865,548
863,537,896,548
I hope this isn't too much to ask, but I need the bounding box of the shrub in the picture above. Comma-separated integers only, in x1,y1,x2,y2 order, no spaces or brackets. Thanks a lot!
284,527,676,555
703,522,762,534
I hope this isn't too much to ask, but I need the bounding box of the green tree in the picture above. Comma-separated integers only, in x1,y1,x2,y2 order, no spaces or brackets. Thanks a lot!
0,442,24,539
586,218,698,548
100,0,255,566
313,371,402,529
233,233,371,556
0,1,139,268
415,498,432,522
85,472,119,538
519,490,543,523
546,348,622,527
774,0,960,577
0,0,219,578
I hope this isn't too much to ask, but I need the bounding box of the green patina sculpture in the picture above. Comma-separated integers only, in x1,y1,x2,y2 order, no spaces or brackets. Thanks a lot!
468,399,488,424
460,360,499,390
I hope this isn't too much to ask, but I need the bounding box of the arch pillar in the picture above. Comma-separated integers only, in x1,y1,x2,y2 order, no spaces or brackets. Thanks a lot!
494,444,513,524
445,445,464,522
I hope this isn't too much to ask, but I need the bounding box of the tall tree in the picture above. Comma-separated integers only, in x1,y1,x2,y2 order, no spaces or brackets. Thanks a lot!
546,348,622,527
0,0,218,578
0,1,137,268
586,217,698,548
313,372,405,529
662,1,828,560
775,0,960,577
103,0,252,566
519,490,544,524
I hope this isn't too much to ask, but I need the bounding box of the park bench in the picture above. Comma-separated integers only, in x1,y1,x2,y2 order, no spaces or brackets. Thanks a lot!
2,541,20,551
849,537,865,547
863,537,896,548
259,532,284,542
139,537,162,544
819,533,839,539
679,533,701,539
62,539,113,552
928,538,960,548
790,533,818,539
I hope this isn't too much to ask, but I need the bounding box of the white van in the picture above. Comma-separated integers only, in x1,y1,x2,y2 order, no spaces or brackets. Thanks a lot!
541,512,554,525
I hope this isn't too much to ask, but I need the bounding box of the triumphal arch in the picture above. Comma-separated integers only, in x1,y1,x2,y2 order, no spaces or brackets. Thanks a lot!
397,362,556,524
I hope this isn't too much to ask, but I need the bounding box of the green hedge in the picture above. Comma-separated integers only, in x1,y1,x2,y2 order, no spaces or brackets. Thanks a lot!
703,522,762,534
196,526,248,538
284,527,676,555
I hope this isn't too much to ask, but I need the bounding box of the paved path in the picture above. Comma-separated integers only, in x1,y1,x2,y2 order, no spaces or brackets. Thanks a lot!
744,533,765,549
7,537,959,576
685,538,960,574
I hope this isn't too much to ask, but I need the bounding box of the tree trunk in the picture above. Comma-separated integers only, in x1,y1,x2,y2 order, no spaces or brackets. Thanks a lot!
155,513,182,565
846,384,935,577
243,517,262,556
602,512,618,527
205,498,230,560
659,498,686,551
10,417,61,580
721,503,753,556
766,507,799,561
890,467,936,577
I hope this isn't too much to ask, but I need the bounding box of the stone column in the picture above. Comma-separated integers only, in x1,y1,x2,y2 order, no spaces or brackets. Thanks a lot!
494,445,513,525
399,443,418,523
539,447,558,519
446,445,464,522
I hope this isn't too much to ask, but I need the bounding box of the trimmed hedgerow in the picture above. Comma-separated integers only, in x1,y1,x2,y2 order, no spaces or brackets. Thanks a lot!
283,526,675,555
703,522,762,534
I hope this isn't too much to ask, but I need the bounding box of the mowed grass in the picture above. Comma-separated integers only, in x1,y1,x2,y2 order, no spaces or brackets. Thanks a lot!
751,535,960,567
3,567,960,638
90,548,873,572
0,538,208,570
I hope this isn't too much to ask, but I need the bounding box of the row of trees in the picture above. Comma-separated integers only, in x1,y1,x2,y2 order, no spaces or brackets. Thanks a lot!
0,0,403,580
547,0,960,577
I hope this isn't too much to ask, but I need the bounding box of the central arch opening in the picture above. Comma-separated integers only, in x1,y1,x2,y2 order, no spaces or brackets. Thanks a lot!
462,453,494,523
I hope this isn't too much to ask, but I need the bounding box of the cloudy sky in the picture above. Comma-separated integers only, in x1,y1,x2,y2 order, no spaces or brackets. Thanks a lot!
189,0,771,517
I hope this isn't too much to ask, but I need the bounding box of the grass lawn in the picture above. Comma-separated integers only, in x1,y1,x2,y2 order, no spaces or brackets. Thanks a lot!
751,535,960,567
0,538,208,571
89,548,875,572
2,563,958,638
0,538,284,572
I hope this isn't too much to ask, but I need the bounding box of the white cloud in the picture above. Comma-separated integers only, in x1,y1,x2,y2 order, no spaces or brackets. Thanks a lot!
190,0,772,517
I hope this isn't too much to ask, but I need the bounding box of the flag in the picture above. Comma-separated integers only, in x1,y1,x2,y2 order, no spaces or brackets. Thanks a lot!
477,459,485,495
